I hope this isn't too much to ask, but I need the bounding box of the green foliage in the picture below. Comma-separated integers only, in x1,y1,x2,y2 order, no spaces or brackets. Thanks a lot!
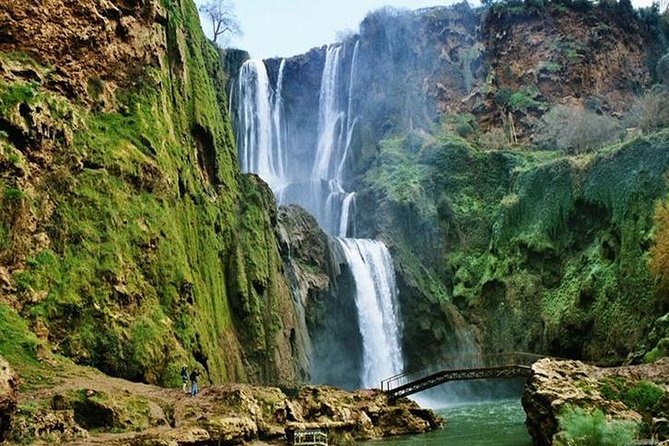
555,406,638,446
3,186,25,201
0,81,38,113
0,303,40,368
364,122,669,362
506,85,543,112
644,337,669,363
495,156,576,247
443,113,480,139
600,377,666,414
536,105,622,153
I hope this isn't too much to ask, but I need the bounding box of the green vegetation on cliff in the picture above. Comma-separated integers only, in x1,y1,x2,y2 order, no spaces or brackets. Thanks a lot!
360,127,669,365
0,0,301,388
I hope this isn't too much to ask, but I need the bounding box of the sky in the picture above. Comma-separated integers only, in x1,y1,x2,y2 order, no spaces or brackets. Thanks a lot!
197,0,659,60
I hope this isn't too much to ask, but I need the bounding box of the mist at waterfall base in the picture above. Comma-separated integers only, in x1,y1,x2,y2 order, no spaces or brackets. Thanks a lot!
231,5,517,406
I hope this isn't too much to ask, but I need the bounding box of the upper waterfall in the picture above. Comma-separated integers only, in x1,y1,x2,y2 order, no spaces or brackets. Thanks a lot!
236,59,286,191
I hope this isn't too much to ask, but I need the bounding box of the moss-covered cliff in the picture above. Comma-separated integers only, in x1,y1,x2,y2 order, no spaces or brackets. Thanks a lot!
358,128,669,366
0,0,306,387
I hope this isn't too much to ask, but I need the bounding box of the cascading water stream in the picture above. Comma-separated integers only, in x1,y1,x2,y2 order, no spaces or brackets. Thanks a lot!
236,59,286,191
272,59,287,180
337,238,404,388
235,42,405,389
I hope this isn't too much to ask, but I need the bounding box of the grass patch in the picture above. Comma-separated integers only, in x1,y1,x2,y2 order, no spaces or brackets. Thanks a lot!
555,406,638,446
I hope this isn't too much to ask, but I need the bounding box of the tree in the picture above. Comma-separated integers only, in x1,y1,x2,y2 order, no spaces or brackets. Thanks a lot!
626,85,669,133
198,0,241,45
535,105,622,154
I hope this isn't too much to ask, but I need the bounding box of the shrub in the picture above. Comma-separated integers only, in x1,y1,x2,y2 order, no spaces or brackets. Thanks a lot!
600,377,665,414
658,53,669,86
507,85,543,112
443,113,479,139
626,86,669,133
650,200,669,300
555,406,638,446
535,105,622,153
479,126,509,150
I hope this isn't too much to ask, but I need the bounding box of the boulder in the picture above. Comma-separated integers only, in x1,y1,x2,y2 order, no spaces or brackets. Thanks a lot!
198,416,258,443
9,409,88,443
0,356,18,442
522,358,668,446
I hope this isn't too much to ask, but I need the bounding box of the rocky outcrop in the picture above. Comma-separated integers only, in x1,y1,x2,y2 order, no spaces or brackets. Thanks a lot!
522,358,669,446
9,409,88,444
0,356,18,442
0,0,167,104
275,205,363,388
8,377,442,445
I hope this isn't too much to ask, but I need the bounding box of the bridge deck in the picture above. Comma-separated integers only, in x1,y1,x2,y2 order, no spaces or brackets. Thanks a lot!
382,352,544,399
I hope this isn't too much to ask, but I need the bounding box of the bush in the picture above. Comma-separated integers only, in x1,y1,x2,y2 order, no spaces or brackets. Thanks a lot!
555,406,638,446
650,200,669,296
658,53,669,86
507,85,543,112
600,377,666,414
479,126,509,150
626,86,669,133
535,105,622,153
443,113,479,139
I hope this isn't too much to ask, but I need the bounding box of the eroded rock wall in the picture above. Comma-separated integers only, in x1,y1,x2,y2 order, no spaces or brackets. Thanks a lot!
0,0,308,387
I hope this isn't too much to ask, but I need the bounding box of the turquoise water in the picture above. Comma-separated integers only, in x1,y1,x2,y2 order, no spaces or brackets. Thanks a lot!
360,399,533,446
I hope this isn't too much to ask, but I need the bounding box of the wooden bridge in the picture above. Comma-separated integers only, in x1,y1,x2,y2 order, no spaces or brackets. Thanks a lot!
381,352,545,399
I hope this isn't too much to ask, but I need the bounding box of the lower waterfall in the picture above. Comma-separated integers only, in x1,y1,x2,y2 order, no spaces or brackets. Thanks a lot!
337,238,404,388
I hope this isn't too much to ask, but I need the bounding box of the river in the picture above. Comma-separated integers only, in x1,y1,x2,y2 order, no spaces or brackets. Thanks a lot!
358,399,533,446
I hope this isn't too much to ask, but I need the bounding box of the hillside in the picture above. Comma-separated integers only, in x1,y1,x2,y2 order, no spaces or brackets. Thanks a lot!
0,0,308,388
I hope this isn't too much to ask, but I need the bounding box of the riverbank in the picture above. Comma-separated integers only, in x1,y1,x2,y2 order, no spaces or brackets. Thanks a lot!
0,356,442,445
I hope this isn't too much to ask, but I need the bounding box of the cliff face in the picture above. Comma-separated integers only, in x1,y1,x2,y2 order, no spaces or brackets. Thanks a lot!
0,0,306,387
254,2,669,369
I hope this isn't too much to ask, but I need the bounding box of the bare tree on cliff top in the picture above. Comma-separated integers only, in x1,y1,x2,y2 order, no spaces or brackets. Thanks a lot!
199,0,241,45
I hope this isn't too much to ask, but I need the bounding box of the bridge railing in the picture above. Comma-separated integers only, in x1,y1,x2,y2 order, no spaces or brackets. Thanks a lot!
381,352,545,393
288,429,328,446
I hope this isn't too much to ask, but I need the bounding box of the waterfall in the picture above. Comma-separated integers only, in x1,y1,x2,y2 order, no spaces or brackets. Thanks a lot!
339,192,355,238
235,41,405,389
337,238,404,388
272,59,287,180
339,40,360,181
313,45,345,181
236,59,286,191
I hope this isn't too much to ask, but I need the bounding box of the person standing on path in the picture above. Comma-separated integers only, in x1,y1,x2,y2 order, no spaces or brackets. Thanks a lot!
180,366,189,394
190,368,201,397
